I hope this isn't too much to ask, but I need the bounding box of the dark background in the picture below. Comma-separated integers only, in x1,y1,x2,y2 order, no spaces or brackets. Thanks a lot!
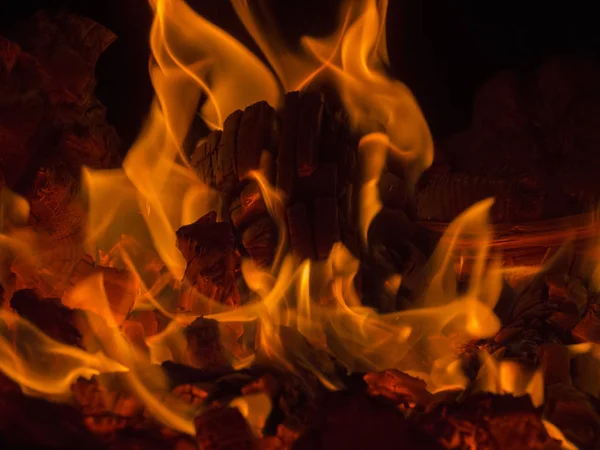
2,0,599,149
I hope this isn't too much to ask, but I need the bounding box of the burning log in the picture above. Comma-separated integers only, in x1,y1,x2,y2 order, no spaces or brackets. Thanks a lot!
187,92,364,269
63,264,139,326
10,288,82,347
363,370,434,408
176,211,240,313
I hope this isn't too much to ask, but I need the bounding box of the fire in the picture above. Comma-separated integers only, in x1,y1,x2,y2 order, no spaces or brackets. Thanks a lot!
475,351,544,407
0,309,127,399
0,0,591,446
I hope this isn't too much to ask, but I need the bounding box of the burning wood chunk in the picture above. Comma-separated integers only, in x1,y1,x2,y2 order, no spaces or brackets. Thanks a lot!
419,394,562,449
315,103,339,163
71,378,143,427
544,383,600,448
193,92,358,273
276,92,300,198
572,350,600,399
297,163,338,199
363,370,433,407
296,92,324,178
191,130,221,186
128,310,159,338
241,373,281,399
177,212,239,312
313,198,340,260
10,288,82,347
275,419,305,449
64,265,138,326
231,182,268,229
572,305,600,343
537,343,572,386
241,217,278,268
216,109,243,190
184,317,230,370
237,101,277,181
293,391,441,450
171,382,210,407
121,320,151,357
194,406,256,450
286,203,316,262
546,302,581,332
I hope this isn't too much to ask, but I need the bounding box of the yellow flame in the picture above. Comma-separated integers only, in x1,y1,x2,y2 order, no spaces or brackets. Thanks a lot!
232,0,432,239
0,309,127,399
475,351,544,407
542,420,579,450
63,272,199,434
303,0,433,186
229,393,272,437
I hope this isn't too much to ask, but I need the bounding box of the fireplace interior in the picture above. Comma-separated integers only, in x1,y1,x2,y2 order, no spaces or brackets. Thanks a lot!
1,1,600,449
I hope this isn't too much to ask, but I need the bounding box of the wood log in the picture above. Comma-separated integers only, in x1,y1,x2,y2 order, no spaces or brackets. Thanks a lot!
314,197,340,260
286,203,316,263
176,211,240,313
188,91,363,269
296,91,324,177
184,317,231,371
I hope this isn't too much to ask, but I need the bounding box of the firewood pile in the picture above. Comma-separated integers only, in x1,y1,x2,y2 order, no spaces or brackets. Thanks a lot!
2,9,600,450
419,58,600,225
417,57,600,270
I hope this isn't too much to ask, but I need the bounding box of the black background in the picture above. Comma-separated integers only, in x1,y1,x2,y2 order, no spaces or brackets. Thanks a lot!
2,0,599,149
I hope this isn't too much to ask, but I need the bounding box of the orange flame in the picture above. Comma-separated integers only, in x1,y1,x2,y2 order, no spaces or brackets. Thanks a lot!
233,0,433,239
206,197,503,392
